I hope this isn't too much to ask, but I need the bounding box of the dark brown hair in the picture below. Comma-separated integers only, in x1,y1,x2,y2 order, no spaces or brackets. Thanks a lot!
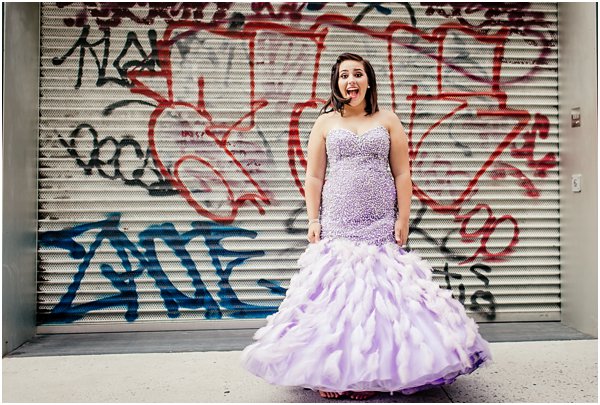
319,53,379,116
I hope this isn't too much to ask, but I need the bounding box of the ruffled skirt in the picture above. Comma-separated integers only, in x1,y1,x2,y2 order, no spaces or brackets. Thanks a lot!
240,238,492,394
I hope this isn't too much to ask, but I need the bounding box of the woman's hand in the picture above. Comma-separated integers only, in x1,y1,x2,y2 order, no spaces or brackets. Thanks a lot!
307,222,321,243
394,218,409,247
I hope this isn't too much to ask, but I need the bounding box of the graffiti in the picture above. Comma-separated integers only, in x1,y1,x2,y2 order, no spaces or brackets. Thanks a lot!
38,213,281,323
422,3,553,38
257,279,287,296
353,3,391,24
455,203,519,264
282,12,555,263
51,26,159,89
250,2,308,21
408,203,469,262
285,14,557,205
40,2,560,323
412,156,467,198
410,202,496,320
468,264,496,320
255,33,313,104
126,22,275,223
509,113,556,178
58,2,234,28
432,262,496,320
422,2,556,78
490,162,540,198
56,2,417,28
55,123,176,196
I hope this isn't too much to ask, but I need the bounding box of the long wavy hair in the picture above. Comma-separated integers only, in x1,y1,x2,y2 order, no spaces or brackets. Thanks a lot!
319,53,379,116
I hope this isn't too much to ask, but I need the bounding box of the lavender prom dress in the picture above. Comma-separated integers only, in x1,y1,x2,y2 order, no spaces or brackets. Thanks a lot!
240,125,492,394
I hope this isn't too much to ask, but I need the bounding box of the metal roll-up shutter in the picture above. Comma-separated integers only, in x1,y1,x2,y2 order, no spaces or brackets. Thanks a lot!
38,3,559,331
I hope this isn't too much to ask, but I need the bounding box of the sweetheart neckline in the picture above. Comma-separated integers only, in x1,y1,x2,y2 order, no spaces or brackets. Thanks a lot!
328,125,389,138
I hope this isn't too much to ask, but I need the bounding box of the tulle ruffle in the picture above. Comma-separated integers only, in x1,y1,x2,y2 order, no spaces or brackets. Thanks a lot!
240,238,492,394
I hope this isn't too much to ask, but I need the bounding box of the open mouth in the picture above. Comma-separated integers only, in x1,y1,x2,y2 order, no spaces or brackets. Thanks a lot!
347,88,359,99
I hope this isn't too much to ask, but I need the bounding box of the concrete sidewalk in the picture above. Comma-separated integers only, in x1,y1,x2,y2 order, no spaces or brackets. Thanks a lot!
3,339,597,403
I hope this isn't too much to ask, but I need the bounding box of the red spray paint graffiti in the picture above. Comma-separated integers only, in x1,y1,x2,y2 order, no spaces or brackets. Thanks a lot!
128,22,272,224
53,3,558,263
281,14,556,263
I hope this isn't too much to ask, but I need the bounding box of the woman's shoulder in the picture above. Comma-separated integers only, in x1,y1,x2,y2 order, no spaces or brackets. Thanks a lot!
376,109,403,130
376,108,401,122
317,110,338,122
314,110,338,131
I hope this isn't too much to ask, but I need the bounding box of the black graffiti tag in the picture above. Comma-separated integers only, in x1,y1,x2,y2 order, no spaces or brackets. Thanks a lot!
57,123,176,196
51,26,159,89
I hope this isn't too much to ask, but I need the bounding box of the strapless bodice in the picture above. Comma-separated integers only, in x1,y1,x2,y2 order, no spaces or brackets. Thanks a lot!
325,125,390,171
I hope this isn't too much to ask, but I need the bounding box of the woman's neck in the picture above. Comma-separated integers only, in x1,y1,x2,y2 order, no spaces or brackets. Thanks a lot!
341,101,367,118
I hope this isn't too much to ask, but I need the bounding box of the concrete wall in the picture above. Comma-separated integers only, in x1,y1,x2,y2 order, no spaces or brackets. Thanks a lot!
2,3,40,356
558,3,598,337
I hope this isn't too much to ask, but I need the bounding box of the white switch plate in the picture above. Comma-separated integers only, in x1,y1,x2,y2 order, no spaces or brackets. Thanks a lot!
571,174,582,192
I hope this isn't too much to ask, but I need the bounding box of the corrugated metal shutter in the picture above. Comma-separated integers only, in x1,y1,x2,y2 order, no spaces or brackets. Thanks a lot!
37,2,560,332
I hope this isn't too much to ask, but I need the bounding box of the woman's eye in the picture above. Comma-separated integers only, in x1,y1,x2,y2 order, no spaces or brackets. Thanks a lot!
341,74,348,79
356,73,362,77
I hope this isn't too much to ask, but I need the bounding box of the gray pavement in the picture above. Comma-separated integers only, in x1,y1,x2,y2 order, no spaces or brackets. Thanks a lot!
3,339,598,403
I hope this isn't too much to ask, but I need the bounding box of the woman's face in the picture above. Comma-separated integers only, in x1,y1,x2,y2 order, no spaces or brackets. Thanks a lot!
337,60,369,107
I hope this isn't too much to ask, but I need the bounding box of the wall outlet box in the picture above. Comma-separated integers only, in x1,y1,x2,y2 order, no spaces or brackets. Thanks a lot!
571,107,581,127
571,174,582,192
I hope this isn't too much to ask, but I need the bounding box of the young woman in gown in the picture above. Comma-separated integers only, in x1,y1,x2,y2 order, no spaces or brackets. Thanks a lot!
240,53,492,400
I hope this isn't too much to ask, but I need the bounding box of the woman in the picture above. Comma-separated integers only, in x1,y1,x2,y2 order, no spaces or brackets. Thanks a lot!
241,53,492,400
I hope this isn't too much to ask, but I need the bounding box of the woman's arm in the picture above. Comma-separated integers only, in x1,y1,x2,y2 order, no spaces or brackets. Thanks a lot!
388,111,412,245
304,114,328,242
